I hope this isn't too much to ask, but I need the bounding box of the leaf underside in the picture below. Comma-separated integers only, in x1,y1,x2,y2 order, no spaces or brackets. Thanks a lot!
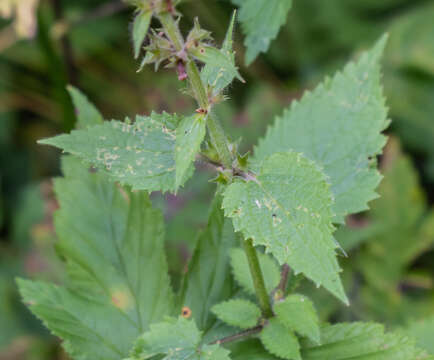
223,152,347,303
253,36,389,223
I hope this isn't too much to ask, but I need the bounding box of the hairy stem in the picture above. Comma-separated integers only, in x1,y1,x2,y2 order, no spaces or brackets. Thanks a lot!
206,111,233,169
185,60,208,110
210,325,262,345
243,239,273,318
158,10,233,168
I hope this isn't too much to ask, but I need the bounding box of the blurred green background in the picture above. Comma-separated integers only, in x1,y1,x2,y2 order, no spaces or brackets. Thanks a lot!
0,0,433,358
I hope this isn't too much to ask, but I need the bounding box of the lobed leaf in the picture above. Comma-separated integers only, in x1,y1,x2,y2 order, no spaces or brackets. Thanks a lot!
39,112,194,193
301,322,432,360
260,318,301,360
212,299,261,329
274,294,320,344
18,156,174,360
253,36,390,223
232,0,293,65
223,152,347,304
67,85,103,129
229,247,280,296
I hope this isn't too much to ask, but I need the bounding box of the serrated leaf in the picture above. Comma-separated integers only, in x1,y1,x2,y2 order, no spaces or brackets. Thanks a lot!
212,299,261,329
223,152,347,304
175,114,206,190
229,247,280,295
301,322,432,360
129,317,230,360
232,0,293,65
132,10,152,59
67,85,103,129
274,294,320,344
260,318,301,360
253,36,389,223
38,112,194,192
17,156,174,360
180,194,238,332
199,12,243,93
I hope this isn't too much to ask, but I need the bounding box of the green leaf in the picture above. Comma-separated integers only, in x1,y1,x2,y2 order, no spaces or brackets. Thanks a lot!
260,318,301,360
175,114,206,190
228,339,278,360
212,299,261,329
229,247,280,295
180,194,238,332
356,142,434,290
132,10,152,59
67,85,103,129
17,156,174,360
199,12,243,93
129,317,230,360
38,112,194,192
404,316,434,354
253,36,389,223
274,294,320,344
301,322,432,360
223,152,347,304
232,0,293,65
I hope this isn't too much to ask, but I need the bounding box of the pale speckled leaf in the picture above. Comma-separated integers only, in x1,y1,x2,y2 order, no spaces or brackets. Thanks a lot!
232,0,293,65
17,156,174,360
253,36,389,223
38,112,193,193
175,114,206,190
274,294,320,344
222,152,347,304
260,318,301,360
301,322,432,360
132,10,152,59
67,85,103,129
129,317,230,360
211,299,261,329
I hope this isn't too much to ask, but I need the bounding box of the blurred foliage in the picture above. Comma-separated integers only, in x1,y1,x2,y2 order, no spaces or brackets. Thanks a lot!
0,0,433,358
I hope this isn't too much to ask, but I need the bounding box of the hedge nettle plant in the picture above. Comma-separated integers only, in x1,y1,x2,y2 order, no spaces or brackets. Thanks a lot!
17,1,432,359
